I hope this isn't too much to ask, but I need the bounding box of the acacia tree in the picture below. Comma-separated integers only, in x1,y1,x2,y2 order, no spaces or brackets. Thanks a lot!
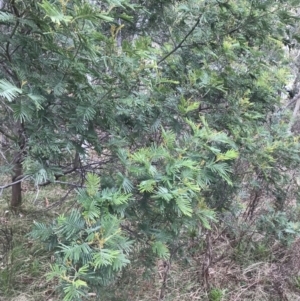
0,0,157,208
0,0,300,299
148,0,300,212
1,0,298,208
25,0,300,300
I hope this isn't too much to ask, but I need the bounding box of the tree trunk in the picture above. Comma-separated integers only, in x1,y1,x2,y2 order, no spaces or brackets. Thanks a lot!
11,159,22,209
11,121,25,209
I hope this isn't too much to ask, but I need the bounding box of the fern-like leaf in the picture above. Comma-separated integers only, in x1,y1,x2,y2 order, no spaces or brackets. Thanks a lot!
0,79,22,102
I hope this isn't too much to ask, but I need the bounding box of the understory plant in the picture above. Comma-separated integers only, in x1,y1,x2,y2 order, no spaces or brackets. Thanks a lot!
31,118,239,300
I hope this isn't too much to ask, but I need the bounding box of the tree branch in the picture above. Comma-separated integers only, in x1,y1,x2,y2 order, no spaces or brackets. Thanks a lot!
0,175,30,191
158,15,202,65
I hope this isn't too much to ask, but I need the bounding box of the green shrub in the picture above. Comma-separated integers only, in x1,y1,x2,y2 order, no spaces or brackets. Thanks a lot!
208,288,224,301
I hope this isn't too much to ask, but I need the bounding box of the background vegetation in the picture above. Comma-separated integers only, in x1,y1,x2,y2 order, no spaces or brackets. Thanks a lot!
1,0,300,300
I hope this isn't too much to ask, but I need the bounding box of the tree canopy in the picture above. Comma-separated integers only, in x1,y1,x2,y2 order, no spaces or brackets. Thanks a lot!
1,0,300,300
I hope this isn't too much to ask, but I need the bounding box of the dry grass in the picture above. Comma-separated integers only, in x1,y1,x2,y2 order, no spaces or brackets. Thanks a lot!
0,182,75,301
105,238,300,301
104,208,300,301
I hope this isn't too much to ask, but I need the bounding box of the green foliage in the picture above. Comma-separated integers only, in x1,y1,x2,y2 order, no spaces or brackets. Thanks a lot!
0,80,22,102
0,0,148,188
3,0,300,299
293,276,300,290
208,288,225,301
31,116,237,297
257,210,300,246
31,173,132,300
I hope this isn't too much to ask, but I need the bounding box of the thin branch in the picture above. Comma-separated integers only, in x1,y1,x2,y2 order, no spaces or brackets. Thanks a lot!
11,0,20,18
2,65,15,79
0,148,9,164
0,175,30,190
6,19,19,63
157,0,271,66
42,187,75,210
53,181,85,188
38,165,79,187
32,184,40,205
160,0,176,47
158,15,202,65
9,44,22,57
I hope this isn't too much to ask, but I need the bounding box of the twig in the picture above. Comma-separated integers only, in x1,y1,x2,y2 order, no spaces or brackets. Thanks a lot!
38,165,79,187
0,148,9,164
0,175,30,190
158,15,202,65
53,181,85,188
232,280,261,301
32,184,40,205
43,187,74,210
158,261,170,300
202,230,212,289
